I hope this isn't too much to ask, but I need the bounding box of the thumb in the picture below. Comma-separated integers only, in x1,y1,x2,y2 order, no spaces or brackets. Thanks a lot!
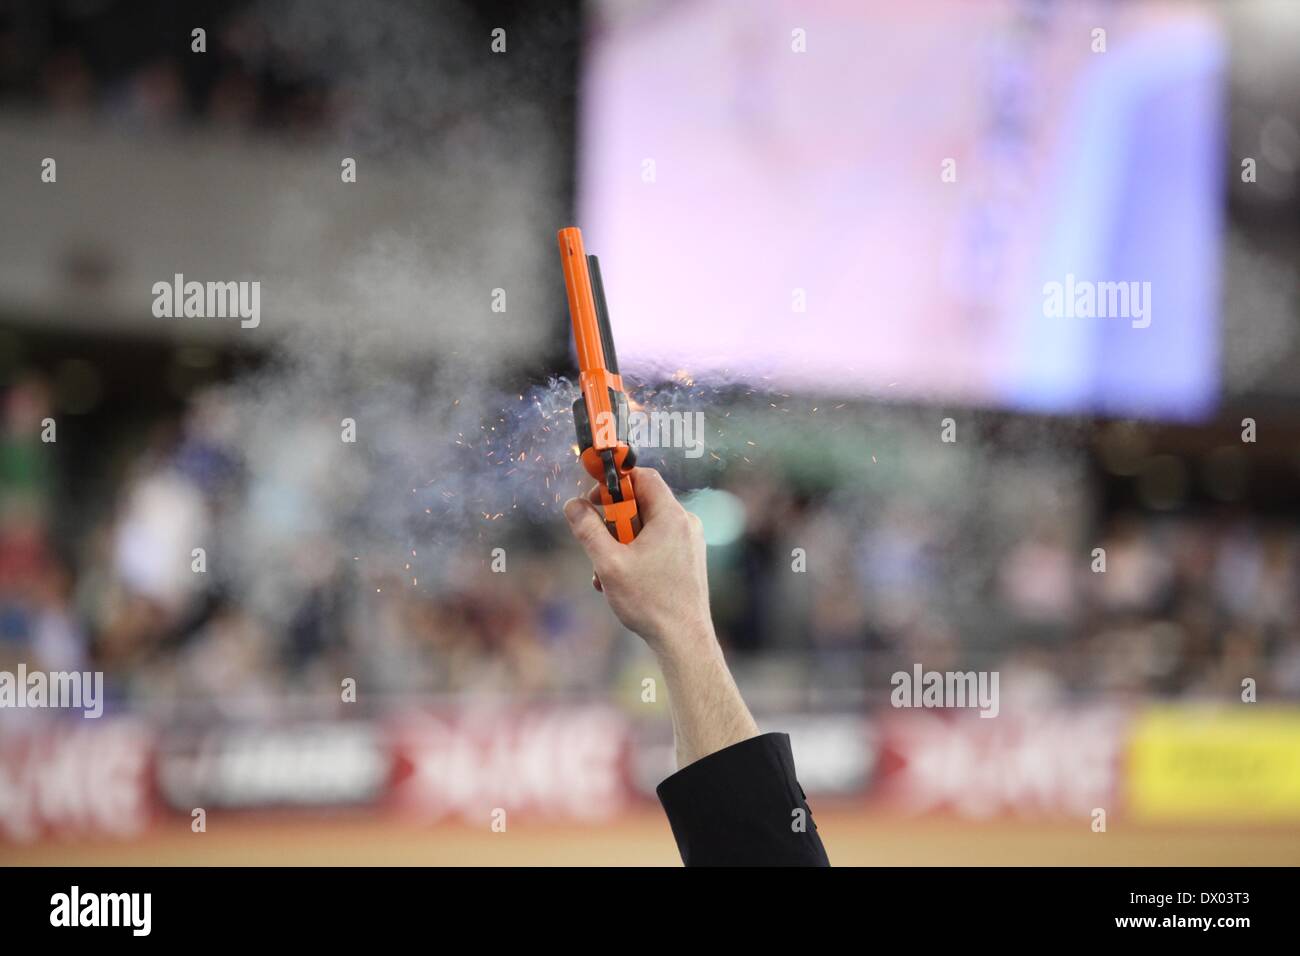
564,497,620,568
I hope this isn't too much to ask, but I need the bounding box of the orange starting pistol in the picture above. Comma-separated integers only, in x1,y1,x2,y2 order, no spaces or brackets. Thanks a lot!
557,226,640,544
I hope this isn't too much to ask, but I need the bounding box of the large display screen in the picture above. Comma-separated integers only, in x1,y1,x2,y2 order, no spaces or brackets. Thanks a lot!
578,0,1224,418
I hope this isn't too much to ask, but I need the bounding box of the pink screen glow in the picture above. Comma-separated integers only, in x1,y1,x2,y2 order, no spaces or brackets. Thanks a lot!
578,0,1223,417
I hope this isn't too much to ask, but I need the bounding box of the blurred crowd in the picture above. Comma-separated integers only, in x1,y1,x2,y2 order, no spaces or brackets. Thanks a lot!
1,2,341,135
0,370,620,719
717,472,1300,710
0,0,555,151
2,369,1297,721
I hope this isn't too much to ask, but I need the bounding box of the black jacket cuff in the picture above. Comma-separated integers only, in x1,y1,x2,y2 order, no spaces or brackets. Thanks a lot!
655,732,830,867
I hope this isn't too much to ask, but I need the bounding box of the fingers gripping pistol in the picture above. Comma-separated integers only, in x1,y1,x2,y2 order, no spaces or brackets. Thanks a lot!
558,226,640,543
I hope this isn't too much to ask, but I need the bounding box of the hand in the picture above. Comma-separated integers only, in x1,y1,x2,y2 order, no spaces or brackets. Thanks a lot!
563,467,713,656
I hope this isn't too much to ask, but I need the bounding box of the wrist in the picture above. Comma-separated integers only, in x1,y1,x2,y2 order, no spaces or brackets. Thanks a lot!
648,615,720,669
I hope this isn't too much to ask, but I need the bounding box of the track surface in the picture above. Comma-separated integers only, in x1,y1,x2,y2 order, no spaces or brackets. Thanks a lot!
8,809,1300,866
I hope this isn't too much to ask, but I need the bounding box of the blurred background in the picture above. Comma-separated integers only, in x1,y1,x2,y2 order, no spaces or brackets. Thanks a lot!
1,0,1299,865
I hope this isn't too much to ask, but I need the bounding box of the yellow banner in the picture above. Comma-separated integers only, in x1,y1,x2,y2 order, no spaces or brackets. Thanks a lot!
1128,707,1300,822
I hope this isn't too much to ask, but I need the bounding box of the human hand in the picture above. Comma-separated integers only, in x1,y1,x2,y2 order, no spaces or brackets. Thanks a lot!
563,467,713,656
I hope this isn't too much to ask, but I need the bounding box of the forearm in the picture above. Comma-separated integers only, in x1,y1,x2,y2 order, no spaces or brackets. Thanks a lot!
654,625,760,768
564,471,827,865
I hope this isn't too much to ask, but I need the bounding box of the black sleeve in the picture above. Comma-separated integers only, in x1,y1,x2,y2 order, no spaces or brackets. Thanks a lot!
655,732,831,867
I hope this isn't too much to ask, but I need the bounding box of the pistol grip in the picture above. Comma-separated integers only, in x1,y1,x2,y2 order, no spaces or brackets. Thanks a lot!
599,475,640,544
